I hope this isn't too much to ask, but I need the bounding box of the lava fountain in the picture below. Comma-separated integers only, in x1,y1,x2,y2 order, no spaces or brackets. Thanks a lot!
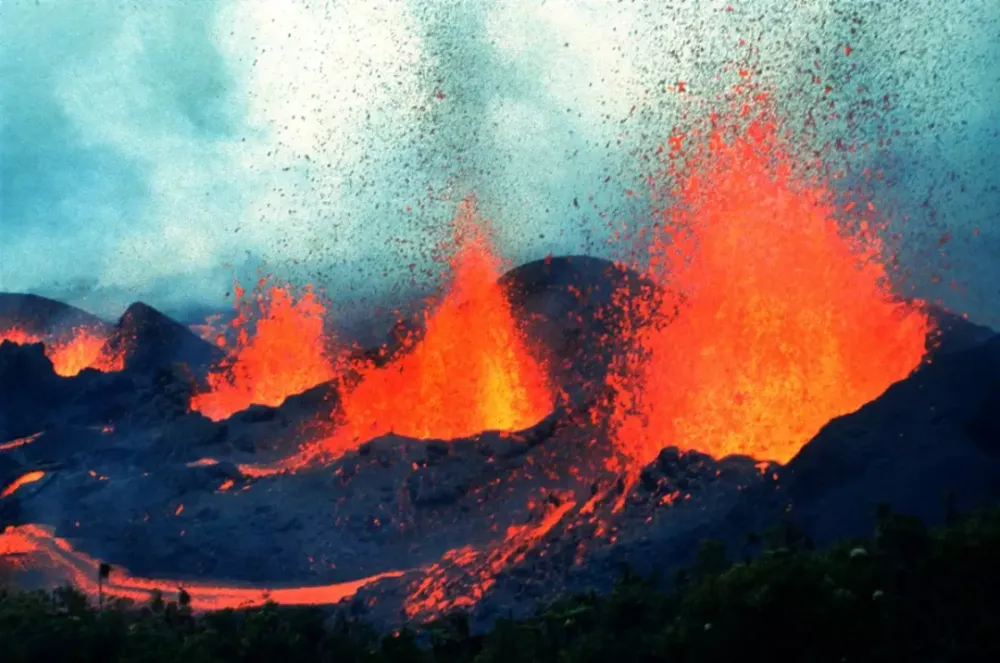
608,78,931,478
190,279,341,421
291,199,553,465
0,326,124,377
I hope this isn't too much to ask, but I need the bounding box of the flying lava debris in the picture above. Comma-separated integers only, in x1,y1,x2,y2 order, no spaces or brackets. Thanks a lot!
0,69,938,623
607,77,931,483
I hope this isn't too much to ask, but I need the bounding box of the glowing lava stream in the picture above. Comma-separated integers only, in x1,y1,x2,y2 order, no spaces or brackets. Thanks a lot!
0,524,405,612
0,432,43,452
190,279,340,421
268,200,553,471
404,499,577,618
0,327,124,377
608,78,930,480
0,471,45,499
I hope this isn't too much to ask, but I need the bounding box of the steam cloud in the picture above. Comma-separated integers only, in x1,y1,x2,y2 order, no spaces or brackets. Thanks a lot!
1,0,997,325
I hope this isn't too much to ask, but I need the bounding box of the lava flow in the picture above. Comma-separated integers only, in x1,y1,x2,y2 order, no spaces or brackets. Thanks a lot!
0,524,403,611
190,279,341,421
0,326,124,377
404,498,577,618
608,78,931,477
289,200,553,465
0,471,45,499
0,432,42,452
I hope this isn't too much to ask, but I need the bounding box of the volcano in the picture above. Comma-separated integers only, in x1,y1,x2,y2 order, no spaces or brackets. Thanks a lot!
0,293,109,337
1,82,998,632
104,302,225,377
1,266,996,627
0,294,122,377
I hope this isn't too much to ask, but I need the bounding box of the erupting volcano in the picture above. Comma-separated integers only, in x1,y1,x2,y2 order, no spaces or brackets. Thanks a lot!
190,279,341,421
3,64,995,636
291,200,553,465
608,79,931,478
0,326,123,377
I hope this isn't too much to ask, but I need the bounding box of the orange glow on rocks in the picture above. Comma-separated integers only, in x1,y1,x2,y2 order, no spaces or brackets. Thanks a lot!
0,524,403,611
294,200,553,464
48,327,125,375
0,326,123,377
404,498,576,619
190,279,340,421
608,80,930,477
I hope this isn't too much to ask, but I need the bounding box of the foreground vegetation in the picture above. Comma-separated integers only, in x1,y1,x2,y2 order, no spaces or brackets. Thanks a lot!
2,504,1000,662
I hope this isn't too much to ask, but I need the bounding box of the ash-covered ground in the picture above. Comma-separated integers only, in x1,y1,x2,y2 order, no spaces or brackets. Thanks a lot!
2,256,1000,629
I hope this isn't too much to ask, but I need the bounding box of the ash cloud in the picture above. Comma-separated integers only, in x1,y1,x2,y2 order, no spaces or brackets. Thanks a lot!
1,0,997,325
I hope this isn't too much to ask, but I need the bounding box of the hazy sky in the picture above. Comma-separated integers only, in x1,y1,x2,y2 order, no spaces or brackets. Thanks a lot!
1,0,997,326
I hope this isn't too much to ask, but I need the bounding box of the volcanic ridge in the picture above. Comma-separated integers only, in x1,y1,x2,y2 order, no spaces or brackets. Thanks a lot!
2,85,998,630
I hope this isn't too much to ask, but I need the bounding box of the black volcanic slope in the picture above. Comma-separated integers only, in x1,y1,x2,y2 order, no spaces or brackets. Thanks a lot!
500,255,654,403
0,293,110,335
772,329,1000,542
0,342,74,441
0,341,138,443
104,302,225,376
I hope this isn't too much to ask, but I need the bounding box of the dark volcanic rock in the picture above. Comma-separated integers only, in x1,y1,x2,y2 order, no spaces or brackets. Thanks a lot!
119,366,203,430
0,342,140,438
0,342,76,439
62,371,139,426
926,304,998,356
103,302,225,377
5,427,104,467
772,333,1000,543
500,255,656,404
0,292,110,337
5,281,1000,631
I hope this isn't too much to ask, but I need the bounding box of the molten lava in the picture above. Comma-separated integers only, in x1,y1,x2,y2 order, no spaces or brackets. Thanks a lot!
1,471,45,499
190,279,340,421
609,80,930,476
0,524,403,611
404,498,576,618
0,326,123,377
293,201,553,464
0,432,42,452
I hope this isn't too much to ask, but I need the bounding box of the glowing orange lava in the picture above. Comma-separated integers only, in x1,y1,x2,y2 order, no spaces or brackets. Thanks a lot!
0,432,43,452
404,498,576,618
0,326,123,377
0,524,404,611
49,327,125,375
294,201,553,464
190,279,340,421
0,328,37,348
1,471,45,499
609,80,930,477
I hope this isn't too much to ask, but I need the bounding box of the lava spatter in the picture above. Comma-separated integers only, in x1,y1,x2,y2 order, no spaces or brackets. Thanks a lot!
608,79,930,479
404,497,577,619
289,200,553,465
0,326,124,377
190,278,341,421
